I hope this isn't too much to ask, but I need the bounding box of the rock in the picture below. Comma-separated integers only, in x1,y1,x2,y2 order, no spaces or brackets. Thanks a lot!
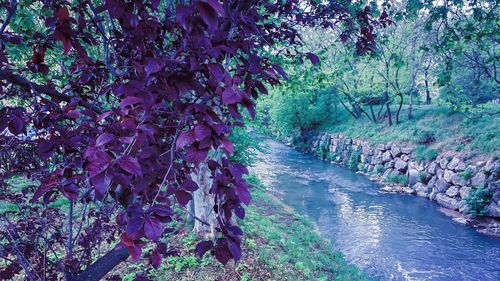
435,178,450,193
439,158,449,169
451,173,468,186
384,161,395,169
408,169,419,187
401,154,410,161
382,151,392,163
446,186,460,197
443,170,455,183
371,155,382,165
470,172,487,187
414,182,430,198
402,147,412,154
447,157,460,170
458,200,469,213
376,144,385,151
459,186,471,199
436,194,460,210
484,159,495,172
485,204,500,218
367,165,375,173
385,144,392,150
390,170,402,177
394,159,408,173
382,168,393,179
492,192,500,204
436,169,444,178
427,162,439,175
391,146,402,158
455,161,466,172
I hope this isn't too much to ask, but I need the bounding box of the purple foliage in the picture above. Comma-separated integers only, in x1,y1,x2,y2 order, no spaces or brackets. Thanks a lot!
0,0,385,279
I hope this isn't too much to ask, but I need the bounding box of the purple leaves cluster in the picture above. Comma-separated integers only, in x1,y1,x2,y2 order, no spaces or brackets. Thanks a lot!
0,0,388,279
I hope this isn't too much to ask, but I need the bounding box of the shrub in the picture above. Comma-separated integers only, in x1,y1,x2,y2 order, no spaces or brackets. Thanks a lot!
386,174,409,185
417,171,429,183
375,164,385,174
347,150,361,171
415,145,438,161
464,186,493,216
415,130,436,144
459,168,474,180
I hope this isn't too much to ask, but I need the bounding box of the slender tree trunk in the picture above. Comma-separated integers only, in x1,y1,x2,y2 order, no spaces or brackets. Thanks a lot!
395,93,403,125
192,162,216,238
424,68,431,105
370,104,377,123
71,247,129,281
408,90,413,120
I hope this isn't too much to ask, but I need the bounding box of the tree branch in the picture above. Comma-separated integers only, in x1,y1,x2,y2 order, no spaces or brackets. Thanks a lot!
0,69,102,114
70,246,129,281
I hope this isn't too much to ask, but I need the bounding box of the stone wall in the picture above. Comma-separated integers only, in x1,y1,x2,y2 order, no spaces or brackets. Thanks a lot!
308,132,500,219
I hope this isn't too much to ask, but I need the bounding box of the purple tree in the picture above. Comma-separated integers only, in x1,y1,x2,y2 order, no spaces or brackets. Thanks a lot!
0,1,385,280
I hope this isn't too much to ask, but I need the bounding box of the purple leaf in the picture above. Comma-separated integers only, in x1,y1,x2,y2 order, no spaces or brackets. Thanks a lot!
185,147,208,164
195,240,213,258
151,250,162,269
175,190,192,206
176,130,195,150
144,57,166,75
205,0,224,15
195,2,218,32
227,240,241,262
65,109,80,119
32,179,59,202
207,63,225,80
236,182,251,205
91,172,111,199
181,179,199,192
306,52,320,65
220,139,234,154
126,217,144,237
222,88,242,104
95,133,115,146
86,151,112,176
62,183,79,200
120,96,144,108
118,155,143,177
194,124,211,140
144,216,163,241
214,244,231,265
273,64,288,79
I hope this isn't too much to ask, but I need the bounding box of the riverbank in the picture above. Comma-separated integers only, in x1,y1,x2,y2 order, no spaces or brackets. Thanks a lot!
285,130,500,237
114,175,368,281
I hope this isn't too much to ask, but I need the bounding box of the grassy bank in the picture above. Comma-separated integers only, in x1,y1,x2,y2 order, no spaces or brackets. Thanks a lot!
116,175,367,281
317,104,500,158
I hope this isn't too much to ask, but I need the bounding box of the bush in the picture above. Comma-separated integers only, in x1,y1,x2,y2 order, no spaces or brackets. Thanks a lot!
464,186,493,216
415,130,436,144
415,145,438,161
375,164,385,174
386,174,409,185
347,150,361,171
417,171,429,183
459,169,474,180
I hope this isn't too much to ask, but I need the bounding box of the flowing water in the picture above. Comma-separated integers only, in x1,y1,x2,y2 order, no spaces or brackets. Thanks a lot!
251,138,500,281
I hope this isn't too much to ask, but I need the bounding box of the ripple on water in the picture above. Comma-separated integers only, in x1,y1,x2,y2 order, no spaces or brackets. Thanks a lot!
251,138,500,281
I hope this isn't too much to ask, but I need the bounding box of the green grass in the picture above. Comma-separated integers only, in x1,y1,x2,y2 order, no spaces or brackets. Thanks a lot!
317,104,500,157
0,175,39,214
114,175,368,281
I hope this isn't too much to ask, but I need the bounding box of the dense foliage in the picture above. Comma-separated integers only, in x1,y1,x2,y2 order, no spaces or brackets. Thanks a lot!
0,0,391,280
258,0,499,136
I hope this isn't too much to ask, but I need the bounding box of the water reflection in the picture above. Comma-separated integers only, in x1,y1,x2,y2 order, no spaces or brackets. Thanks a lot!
251,138,500,281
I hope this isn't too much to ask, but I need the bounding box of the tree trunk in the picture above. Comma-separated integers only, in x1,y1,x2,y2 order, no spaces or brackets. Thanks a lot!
424,68,431,105
192,162,216,238
408,90,413,120
71,247,129,281
395,93,403,125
